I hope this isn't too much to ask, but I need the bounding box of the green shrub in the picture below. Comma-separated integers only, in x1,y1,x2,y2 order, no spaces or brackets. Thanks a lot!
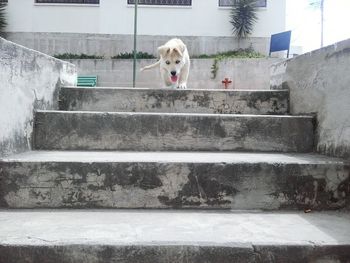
192,48,265,79
54,53,104,59
195,54,211,59
112,51,156,59
193,48,264,59
54,52,156,60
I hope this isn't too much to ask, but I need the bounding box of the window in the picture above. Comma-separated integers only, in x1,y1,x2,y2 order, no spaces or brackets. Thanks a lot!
35,0,99,4
219,0,267,7
128,0,192,6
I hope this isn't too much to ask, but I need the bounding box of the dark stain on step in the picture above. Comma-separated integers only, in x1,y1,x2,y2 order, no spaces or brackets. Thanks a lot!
158,164,238,208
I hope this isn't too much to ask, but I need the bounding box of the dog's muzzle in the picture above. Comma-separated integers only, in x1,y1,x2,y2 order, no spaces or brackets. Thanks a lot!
170,71,178,82
171,75,178,82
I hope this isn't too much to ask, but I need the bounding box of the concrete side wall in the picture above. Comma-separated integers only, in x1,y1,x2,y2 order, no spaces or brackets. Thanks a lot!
70,58,282,89
270,38,350,159
5,0,286,38
0,37,77,157
4,32,270,57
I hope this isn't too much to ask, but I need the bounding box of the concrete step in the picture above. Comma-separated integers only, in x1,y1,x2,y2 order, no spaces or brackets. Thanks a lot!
0,151,348,210
0,210,350,263
33,110,314,152
59,87,289,115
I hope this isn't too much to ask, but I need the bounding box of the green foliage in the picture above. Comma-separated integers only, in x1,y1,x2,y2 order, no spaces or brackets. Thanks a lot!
0,3,7,33
54,53,104,59
230,0,258,38
193,48,265,60
211,58,219,79
192,48,265,79
195,54,212,59
111,51,156,59
309,0,323,8
54,51,156,60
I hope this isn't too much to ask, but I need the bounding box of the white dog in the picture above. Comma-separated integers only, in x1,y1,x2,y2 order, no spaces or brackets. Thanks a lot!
141,38,190,89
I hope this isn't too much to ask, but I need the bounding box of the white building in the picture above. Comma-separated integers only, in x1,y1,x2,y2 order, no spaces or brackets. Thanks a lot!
3,0,287,56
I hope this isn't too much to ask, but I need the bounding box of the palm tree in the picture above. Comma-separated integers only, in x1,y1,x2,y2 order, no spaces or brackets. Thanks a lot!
0,3,7,33
310,0,325,47
230,0,258,39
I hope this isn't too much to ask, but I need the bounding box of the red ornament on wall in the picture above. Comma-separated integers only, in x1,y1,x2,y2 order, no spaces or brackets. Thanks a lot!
221,78,232,89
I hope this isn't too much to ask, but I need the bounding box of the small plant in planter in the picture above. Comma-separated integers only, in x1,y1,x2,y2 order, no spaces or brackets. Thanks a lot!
230,0,259,38
0,3,7,34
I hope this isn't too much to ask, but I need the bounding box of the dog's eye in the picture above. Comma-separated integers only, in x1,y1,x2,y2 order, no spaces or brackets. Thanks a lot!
175,60,180,64
166,61,170,65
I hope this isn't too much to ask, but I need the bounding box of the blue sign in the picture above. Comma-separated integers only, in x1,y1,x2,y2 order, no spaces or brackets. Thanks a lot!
269,31,292,57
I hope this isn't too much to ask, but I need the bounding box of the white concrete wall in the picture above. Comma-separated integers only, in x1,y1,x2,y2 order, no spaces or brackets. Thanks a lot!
270,38,350,159
4,32,271,56
0,37,77,157
69,58,282,90
5,0,286,37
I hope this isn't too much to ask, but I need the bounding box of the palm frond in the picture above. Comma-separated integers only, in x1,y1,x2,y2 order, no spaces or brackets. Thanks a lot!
0,3,8,33
309,0,322,8
230,0,258,38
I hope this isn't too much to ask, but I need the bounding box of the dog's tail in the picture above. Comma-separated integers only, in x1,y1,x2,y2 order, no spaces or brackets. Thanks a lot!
140,60,161,72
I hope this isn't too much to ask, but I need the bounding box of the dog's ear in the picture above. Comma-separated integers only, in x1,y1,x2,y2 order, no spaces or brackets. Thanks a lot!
158,45,170,57
173,47,183,57
178,42,186,53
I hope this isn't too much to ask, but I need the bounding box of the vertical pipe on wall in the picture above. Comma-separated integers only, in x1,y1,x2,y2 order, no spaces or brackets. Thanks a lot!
133,0,138,88
320,0,324,48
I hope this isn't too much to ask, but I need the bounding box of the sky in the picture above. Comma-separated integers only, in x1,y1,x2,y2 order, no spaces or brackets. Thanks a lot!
286,0,350,53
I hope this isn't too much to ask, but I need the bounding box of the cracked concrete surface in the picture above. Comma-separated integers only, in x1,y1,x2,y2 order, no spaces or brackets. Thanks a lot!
0,210,350,263
0,37,77,158
1,151,348,210
33,111,314,152
59,87,289,115
270,38,350,160
1,210,349,245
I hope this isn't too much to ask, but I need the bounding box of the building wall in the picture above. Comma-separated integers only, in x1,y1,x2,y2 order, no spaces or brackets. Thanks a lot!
270,38,350,160
5,0,286,37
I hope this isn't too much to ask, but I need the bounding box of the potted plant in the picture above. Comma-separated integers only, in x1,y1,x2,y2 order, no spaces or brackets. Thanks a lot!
230,0,258,38
0,2,7,34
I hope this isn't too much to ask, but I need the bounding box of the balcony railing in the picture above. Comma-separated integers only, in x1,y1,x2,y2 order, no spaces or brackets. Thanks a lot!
35,0,99,4
128,0,192,6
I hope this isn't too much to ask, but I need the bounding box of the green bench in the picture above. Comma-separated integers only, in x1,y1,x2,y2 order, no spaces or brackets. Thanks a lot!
77,75,98,87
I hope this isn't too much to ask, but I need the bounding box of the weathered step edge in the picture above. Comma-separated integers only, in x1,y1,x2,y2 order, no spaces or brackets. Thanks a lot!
33,111,315,152
1,152,348,210
59,87,290,115
1,244,350,263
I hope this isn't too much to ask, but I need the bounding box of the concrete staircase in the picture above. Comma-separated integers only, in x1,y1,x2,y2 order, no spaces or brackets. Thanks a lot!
0,87,349,263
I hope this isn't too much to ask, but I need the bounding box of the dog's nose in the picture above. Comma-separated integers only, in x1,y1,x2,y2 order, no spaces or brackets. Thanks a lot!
171,71,177,76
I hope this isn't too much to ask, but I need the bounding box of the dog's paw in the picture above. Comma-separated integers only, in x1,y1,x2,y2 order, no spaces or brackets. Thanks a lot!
178,83,187,89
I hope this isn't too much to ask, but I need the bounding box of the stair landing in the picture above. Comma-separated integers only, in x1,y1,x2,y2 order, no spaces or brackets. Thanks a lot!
0,210,349,263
